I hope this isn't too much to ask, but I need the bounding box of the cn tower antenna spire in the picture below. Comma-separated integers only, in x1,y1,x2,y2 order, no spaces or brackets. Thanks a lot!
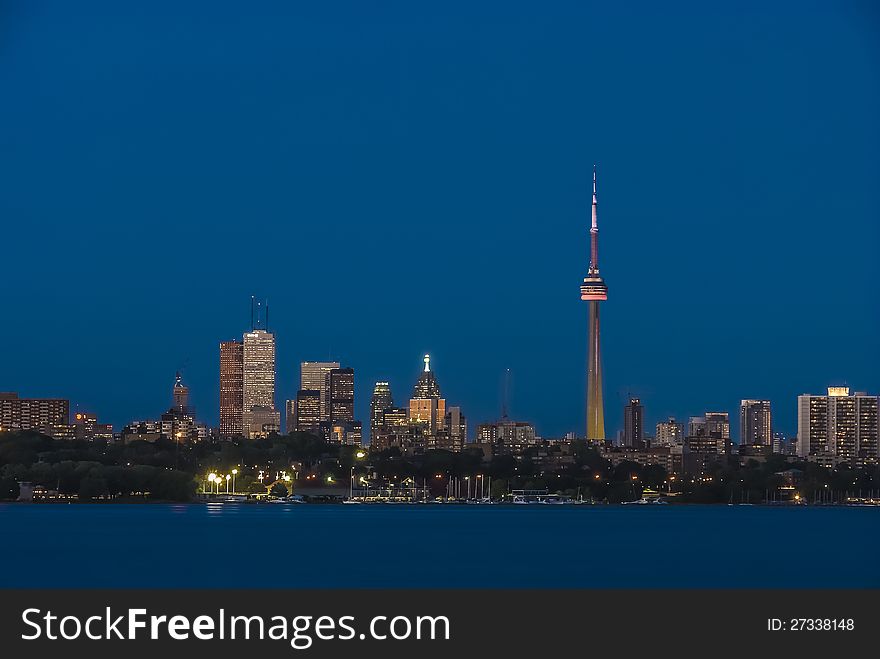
589,164,599,272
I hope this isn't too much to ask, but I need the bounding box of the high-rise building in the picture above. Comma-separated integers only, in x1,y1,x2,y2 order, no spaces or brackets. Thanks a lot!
329,367,355,425
797,387,879,466
445,406,467,451
655,418,684,446
705,412,730,443
219,340,244,439
285,399,296,434
370,381,394,444
295,389,322,436
243,329,277,439
740,400,772,446
580,166,608,441
300,361,339,423
409,355,446,433
0,393,69,433
623,398,644,448
172,372,190,414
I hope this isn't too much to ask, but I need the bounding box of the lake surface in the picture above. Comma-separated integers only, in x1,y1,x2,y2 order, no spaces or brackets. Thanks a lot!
1,504,877,588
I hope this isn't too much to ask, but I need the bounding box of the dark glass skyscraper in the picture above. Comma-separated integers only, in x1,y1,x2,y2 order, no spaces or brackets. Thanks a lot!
329,367,355,425
370,381,394,444
624,397,644,448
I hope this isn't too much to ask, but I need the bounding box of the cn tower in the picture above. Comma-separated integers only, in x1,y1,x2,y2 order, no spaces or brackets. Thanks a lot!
580,165,607,441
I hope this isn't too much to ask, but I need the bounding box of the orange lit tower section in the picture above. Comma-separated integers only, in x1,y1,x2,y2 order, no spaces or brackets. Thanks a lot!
580,166,607,441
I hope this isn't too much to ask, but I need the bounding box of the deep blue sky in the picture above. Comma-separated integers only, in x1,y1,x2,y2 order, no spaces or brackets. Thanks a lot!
1,1,878,441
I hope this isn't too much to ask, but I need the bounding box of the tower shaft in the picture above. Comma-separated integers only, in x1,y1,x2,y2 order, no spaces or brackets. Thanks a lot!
586,301,605,440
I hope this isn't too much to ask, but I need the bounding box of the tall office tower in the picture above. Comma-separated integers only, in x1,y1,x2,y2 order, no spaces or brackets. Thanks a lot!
219,340,244,438
409,354,446,432
172,372,190,414
370,381,394,443
300,361,339,422
329,367,355,425
0,393,69,432
242,329,277,439
740,399,772,446
446,406,467,451
623,398,644,448
580,166,608,441
285,399,297,434
655,417,684,446
797,387,879,466
295,389,322,436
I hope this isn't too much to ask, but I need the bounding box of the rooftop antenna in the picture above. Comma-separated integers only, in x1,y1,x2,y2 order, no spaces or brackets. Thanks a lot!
250,296,255,331
265,299,270,331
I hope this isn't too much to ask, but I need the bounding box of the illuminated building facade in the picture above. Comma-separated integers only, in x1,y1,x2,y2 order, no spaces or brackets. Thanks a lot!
300,361,339,423
219,340,244,439
295,389,322,436
580,166,608,441
409,355,446,433
797,387,879,466
370,381,394,444
740,399,772,446
686,412,731,454
0,392,69,434
655,417,684,446
243,329,278,439
329,367,355,425
476,420,536,455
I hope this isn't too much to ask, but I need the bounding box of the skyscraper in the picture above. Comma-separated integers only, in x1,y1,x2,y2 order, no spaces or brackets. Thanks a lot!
370,381,394,444
295,389,322,436
740,399,772,446
219,340,244,439
243,328,278,439
580,166,608,441
172,372,189,414
797,387,879,465
409,354,446,433
300,361,339,423
285,399,297,434
329,367,355,425
623,398,644,448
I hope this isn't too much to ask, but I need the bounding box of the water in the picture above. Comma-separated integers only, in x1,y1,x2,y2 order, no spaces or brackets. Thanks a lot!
1,504,877,588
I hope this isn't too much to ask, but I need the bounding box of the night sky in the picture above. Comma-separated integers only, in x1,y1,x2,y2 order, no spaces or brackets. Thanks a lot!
1,1,878,441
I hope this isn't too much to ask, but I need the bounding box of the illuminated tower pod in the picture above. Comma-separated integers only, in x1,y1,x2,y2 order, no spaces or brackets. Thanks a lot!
580,166,607,441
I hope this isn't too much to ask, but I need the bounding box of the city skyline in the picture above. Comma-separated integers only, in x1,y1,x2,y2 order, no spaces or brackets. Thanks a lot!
1,1,877,439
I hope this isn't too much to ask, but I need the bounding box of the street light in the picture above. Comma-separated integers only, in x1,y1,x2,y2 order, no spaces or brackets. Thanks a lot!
208,473,217,495
231,469,238,495
225,474,231,494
